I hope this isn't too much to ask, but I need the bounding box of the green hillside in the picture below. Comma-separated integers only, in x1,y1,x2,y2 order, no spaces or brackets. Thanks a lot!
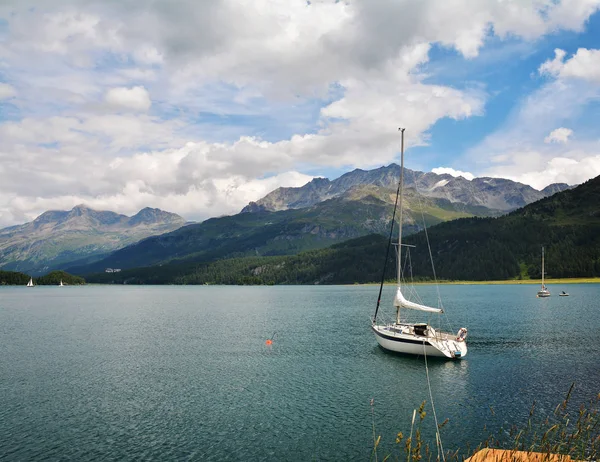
72,185,494,275
0,270,31,285
403,174,600,280
0,206,185,275
36,270,86,285
85,175,600,285
86,234,389,285
0,269,85,285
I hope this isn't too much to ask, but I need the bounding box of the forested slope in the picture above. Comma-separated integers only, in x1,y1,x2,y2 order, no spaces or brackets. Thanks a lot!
86,175,600,284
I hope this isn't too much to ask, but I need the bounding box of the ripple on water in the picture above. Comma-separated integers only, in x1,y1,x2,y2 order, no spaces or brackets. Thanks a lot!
0,284,598,460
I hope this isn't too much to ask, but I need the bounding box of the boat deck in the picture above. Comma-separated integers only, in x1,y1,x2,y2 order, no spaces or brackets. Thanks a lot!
382,324,454,342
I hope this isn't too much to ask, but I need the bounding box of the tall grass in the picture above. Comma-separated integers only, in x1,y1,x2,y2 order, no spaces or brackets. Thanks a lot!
373,385,599,462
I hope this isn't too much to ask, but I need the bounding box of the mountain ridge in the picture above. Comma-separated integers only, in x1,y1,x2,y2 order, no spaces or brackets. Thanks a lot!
242,165,571,214
86,174,600,285
70,182,498,275
0,205,186,275
70,167,572,276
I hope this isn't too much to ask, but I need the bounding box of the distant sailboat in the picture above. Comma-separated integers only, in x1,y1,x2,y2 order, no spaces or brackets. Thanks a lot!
26,278,34,287
537,246,550,298
59,280,64,287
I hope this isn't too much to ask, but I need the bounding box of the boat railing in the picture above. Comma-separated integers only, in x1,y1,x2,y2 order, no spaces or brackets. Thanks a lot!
432,330,453,342
383,324,455,343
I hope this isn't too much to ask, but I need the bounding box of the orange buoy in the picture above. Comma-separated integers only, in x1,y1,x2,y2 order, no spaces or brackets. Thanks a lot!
265,332,277,346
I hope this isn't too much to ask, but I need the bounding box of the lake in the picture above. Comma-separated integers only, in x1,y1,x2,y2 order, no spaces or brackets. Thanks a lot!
0,284,598,461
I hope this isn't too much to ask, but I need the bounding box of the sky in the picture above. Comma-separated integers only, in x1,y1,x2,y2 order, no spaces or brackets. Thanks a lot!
1,0,600,227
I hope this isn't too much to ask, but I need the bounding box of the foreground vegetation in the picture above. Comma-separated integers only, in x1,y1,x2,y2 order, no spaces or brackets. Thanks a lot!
373,385,599,462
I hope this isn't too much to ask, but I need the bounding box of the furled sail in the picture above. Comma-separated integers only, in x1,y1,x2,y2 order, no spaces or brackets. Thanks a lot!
393,286,443,313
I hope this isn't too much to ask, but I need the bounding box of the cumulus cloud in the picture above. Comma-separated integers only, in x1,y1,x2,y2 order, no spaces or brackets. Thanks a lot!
501,155,600,190
1,1,600,226
467,76,600,189
474,90,600,188
0,83,16,100
3,172,314,226
539,48,600,83
104,86,151,111
544,127,573,144
431,167,475,180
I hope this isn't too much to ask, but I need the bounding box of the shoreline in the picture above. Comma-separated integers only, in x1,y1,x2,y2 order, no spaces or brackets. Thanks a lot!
3,277,600,287
357,277,600,286
400,277,600,285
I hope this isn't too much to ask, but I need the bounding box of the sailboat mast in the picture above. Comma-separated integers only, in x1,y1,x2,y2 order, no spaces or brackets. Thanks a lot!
397,128,405,285
541,246,545,288
372,127,406,324
395,128,405,325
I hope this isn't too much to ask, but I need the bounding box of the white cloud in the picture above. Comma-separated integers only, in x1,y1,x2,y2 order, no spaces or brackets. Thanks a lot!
544,127,573,144
104,86,151,111
0,83,16,100
500,155,600,190
466,76,600,189
431,167,475,180
1,1,600,226
539,48,600,83
0,168,314,228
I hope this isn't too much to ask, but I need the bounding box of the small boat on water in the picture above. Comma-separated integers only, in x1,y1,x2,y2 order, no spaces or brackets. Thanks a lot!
59,280,64,287
371,128,468,360
26,278,34,287
559,291,569,297
537,246,550,298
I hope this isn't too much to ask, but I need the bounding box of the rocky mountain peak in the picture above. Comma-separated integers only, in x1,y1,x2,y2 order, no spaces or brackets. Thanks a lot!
241,202,269,213
308,177,330,186
67,204,98,218
242,164,574,214
541,183,571,195
128,207,184,225
0,205,186,275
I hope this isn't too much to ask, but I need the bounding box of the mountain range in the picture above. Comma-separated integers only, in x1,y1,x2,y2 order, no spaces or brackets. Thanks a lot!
68,186,482,274
86,173,600,285
243,164,569,214
71,167,570,276
0,205,185,275
1,165,575,278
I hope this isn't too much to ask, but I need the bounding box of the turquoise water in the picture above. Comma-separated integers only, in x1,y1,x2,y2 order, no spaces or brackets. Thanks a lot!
0,284,598,460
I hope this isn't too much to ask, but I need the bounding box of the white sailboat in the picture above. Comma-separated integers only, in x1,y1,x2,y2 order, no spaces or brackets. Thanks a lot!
537,246,550,298
59,280,64,287
371,128,468,359
26,278,34,287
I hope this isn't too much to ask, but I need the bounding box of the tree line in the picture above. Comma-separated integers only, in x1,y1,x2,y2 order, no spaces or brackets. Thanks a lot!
85,175,600,285
0,270,85,285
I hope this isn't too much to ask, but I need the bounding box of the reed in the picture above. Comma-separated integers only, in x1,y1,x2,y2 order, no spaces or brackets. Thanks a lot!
374,385,599,462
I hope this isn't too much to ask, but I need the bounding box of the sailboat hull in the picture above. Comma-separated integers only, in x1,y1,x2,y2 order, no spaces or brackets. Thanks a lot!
372,325,467,359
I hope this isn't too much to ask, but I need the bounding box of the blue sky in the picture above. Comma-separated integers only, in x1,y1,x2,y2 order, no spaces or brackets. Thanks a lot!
412,13,600,172
1,1,600,226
